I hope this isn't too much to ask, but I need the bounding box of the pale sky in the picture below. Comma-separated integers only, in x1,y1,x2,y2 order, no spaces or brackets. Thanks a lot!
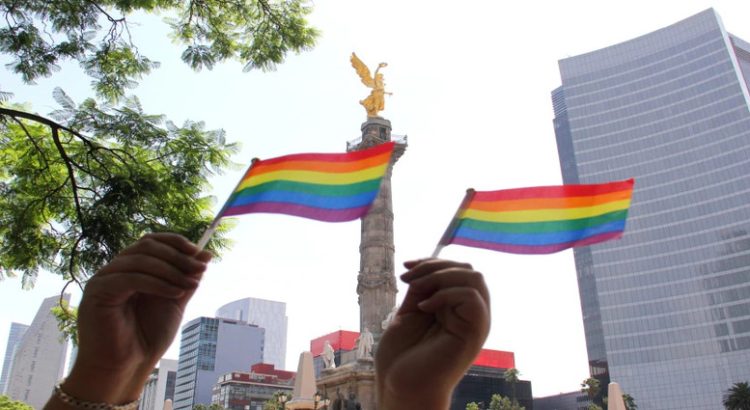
2,0,750,398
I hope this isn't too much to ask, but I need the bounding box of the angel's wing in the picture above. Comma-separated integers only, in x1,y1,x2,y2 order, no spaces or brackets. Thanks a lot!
351,52,375,88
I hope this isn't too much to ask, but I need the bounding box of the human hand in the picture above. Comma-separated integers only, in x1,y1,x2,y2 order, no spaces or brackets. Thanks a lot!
376,259,491,410
58,233,211,406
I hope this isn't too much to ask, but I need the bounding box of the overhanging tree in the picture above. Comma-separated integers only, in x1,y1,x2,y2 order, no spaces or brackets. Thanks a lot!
0,0,319,103
0,0,319,332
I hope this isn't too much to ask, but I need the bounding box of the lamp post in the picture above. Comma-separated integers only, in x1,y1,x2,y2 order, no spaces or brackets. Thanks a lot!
313,392,330,409
277,393,288,410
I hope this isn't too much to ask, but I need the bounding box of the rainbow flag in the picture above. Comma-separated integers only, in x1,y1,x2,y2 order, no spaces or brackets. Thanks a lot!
438,179,634,255
222,142,395,222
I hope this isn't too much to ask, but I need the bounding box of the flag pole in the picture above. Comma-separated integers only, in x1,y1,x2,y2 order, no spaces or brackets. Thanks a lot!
196,158,259,251
431,188,476,258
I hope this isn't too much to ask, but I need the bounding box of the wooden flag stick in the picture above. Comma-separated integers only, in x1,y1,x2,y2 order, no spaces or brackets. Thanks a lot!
431,188,476,258
196,158,259,251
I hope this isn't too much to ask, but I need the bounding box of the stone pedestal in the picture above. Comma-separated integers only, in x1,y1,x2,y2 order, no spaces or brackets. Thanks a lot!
317,359,376,410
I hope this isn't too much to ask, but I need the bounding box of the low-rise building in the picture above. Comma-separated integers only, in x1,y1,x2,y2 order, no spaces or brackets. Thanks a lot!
212,363,295,410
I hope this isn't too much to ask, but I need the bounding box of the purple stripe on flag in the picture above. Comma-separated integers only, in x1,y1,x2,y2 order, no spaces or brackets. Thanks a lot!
223,202,372,222
450,231,624,254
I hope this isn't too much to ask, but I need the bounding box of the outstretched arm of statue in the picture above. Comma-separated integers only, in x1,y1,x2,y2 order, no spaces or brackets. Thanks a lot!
376,259,491,410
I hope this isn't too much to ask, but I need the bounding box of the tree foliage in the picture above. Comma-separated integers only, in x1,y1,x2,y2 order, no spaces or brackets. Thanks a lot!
581,377,601,400
262,391,292,410
0,396,33,410
0,0,316,342
0,0,319,103
724,381,750,410
465,403,480,410
623,393,637,410
51,298,78,345
0,92,237,290
503,368,520,405
489,394,524,410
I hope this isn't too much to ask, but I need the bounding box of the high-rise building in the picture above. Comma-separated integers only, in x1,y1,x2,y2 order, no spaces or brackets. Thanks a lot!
140,359,178,410
552,9,750,409
5,295,69,408
0,323,29,394
173,317,264,410
216,297,287,369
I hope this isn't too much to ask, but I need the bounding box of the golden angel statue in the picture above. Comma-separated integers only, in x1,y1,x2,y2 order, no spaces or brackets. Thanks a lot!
350,52,392,117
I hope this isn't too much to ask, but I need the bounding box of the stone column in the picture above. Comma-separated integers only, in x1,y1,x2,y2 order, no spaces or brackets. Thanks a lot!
348,117,406,347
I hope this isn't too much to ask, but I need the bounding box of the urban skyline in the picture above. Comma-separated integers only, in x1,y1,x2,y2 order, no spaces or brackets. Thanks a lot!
5,1,750,401
553,8,750,409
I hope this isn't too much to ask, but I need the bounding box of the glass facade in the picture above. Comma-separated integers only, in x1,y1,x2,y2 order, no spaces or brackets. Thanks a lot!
450,367,533,410
553,9,750,409
0,323,28,394
173,317,264,410
216,297,288,369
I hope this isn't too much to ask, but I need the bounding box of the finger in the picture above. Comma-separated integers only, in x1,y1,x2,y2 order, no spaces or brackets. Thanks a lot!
195,249,213,264
408,267,490,307
117,235,207,274
119,233,199,259
85,272,187,304
417,287,490,339
97,253,203,289
400,259,473,283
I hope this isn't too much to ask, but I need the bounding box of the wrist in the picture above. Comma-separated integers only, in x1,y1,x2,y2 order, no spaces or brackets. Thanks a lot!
47,381,141,410
62,362,150,404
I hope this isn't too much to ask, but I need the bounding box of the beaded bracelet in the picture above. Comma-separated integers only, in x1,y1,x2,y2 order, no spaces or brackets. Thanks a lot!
54,382,141,410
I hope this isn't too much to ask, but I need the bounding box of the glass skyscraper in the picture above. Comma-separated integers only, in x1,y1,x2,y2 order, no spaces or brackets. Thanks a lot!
173,317,264,410
0,322,28,394
4,295,69,409
552,9,750,410
216,297,287,369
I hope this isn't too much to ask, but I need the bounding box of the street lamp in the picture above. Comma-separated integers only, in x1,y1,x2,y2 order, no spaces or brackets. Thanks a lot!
313,392,330,409
277,393,288,410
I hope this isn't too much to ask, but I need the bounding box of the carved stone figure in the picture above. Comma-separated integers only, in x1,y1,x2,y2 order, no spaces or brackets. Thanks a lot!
322,340,336,369
344,392,362,410
350,52,392,118
356,326,374,359
381,304,399,330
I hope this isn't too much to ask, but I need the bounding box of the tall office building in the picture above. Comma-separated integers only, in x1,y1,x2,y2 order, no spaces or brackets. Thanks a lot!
552,9,750,409
173,317,264,410
0,323,29,394
216,297,287,369
140,359,178,410
5,295,69,408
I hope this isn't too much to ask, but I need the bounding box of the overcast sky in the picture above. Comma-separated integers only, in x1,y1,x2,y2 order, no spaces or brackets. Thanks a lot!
3,0,750,398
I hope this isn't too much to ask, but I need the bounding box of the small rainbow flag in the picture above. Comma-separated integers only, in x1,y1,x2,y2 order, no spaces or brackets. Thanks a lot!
434,179,634,255
223,141,395,222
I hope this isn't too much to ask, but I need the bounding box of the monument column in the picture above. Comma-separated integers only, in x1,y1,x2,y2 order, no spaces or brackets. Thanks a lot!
348,117,406,346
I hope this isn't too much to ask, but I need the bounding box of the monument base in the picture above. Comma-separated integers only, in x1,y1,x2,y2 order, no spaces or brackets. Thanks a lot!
317,358,376,410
